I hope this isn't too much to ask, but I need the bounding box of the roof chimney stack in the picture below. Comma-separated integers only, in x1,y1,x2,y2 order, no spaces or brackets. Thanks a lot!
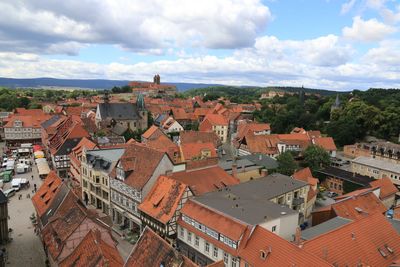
261,168,268,177
232,163,238,178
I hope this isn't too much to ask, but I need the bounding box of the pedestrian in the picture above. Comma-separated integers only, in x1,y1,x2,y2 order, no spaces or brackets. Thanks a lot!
31,175,34,180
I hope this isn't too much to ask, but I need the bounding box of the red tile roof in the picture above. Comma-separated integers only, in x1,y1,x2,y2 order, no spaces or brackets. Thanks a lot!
313,137,337,151
112,143,168,190
14,108,45,116
202,114,228,126
42,191,115,262
124,227,197,267
237,121,271,140
4,115,51,128
59,230,123,267
293,167,318,187
142,125,162,140
238,226,331,267
180,131,221,147
32,171,63,217
370,177,398,199
331,191,387,221
138,176,188,224
180,142,217,161
144,134,180,163
240,134,280,155
303,213,400,267
171,166,239,196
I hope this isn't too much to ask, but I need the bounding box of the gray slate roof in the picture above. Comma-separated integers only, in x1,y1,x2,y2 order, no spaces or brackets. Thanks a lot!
194,173,307,225
98,102,141,120
301,217,353,240
240,153,278,169
353,156,400,174
86,148,125,173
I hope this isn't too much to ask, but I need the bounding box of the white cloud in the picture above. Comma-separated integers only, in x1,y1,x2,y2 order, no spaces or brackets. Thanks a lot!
342,16,396,42
341,0,358,14
0,0,271,55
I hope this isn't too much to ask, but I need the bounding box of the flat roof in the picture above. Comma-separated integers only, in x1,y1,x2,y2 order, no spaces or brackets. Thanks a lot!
353,156,400,174
318,166,374,186
193,173,306,225
301,217,353,240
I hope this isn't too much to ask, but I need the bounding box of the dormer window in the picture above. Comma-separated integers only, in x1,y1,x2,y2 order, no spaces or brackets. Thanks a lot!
116,162,125,180
14,120,22,127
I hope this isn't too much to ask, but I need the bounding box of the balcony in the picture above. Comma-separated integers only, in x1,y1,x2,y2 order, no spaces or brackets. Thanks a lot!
292,197,304,206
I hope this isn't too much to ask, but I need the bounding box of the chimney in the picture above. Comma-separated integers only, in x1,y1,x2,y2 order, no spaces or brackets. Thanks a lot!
261,168,268,177
93,229,101,243
232,163,238,178
294,227,301,246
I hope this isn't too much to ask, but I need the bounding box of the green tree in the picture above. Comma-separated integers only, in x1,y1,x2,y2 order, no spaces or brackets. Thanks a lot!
303,145,331,171
276,151,297,176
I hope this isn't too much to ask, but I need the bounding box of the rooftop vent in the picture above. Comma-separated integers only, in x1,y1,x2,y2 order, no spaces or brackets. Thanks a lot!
385,244,394,254
354,207,363,213
260,247,271,260
378,248,388,258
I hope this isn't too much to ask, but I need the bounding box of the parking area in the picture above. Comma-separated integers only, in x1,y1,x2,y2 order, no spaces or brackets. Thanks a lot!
0,142,46,266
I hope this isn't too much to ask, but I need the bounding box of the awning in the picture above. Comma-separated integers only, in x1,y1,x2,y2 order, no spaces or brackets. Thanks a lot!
34,151,44,159
37,162,50,176
33,145,42,152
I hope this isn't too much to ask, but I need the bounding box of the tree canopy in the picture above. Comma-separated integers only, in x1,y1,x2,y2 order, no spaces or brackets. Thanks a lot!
276,151,297,176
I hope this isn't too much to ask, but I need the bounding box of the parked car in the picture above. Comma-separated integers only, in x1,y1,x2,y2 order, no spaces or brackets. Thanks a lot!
3,188,16,198
319,186,327,192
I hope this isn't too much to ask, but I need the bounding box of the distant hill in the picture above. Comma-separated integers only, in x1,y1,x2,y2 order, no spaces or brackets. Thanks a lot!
0,77,221,92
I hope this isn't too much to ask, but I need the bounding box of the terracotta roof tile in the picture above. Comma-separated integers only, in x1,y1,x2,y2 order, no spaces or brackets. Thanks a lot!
59,230,123,267
180,131,221,147
331,191,387,220
138,176,188,224
293,167,318,187
370,177,398,199
113,144,168,190
32,171,63,217
303,213,400,267
142,125,162,140
238,226,331,267
171,166,239,196
313,137,337,151
124,227,197,267
180,142,217,161
202,114,228,126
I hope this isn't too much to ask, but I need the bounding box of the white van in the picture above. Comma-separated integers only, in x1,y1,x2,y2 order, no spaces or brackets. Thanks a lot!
11,178,23,191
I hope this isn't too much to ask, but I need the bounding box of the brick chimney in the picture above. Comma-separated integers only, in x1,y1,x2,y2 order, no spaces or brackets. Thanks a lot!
232,163,238,178
294,227,302,246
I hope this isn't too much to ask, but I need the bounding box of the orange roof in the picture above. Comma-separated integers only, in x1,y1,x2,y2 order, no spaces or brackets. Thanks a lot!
125,227,197,267
203,114,228,126
240,134,280,155
293,167,318,187
237,121,271,140
331,191,387,220
238,226,331,267
4,115,51,128
144,134,180,162
32,171,63,217
194,107,212,117
303,213,400,267
141,125,162,140
206,261,224,267
314,137,337,151
59,230,123,267
138,176,188,224
15,108,45,116
112,144,167,190
180,142,217,161
180,131,221,147
171,166,239,196
370,177,398,199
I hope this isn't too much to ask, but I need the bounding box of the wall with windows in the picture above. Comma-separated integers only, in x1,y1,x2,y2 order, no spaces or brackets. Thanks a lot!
260,213,298,241
178,224,240,267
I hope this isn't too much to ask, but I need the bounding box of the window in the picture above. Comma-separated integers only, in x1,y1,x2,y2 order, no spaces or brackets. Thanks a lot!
180,227,185,238
231,257,238,267
213,246,218,258
224,253,229,264
205,242,210,253
272,225,277,232
195,236,199,247
187,232,192,243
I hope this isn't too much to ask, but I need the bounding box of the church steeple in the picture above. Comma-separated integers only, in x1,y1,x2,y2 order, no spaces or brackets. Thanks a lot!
137,93,145,110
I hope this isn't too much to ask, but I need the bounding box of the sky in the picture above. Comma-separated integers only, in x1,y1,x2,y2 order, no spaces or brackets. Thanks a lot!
0,0,400,91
